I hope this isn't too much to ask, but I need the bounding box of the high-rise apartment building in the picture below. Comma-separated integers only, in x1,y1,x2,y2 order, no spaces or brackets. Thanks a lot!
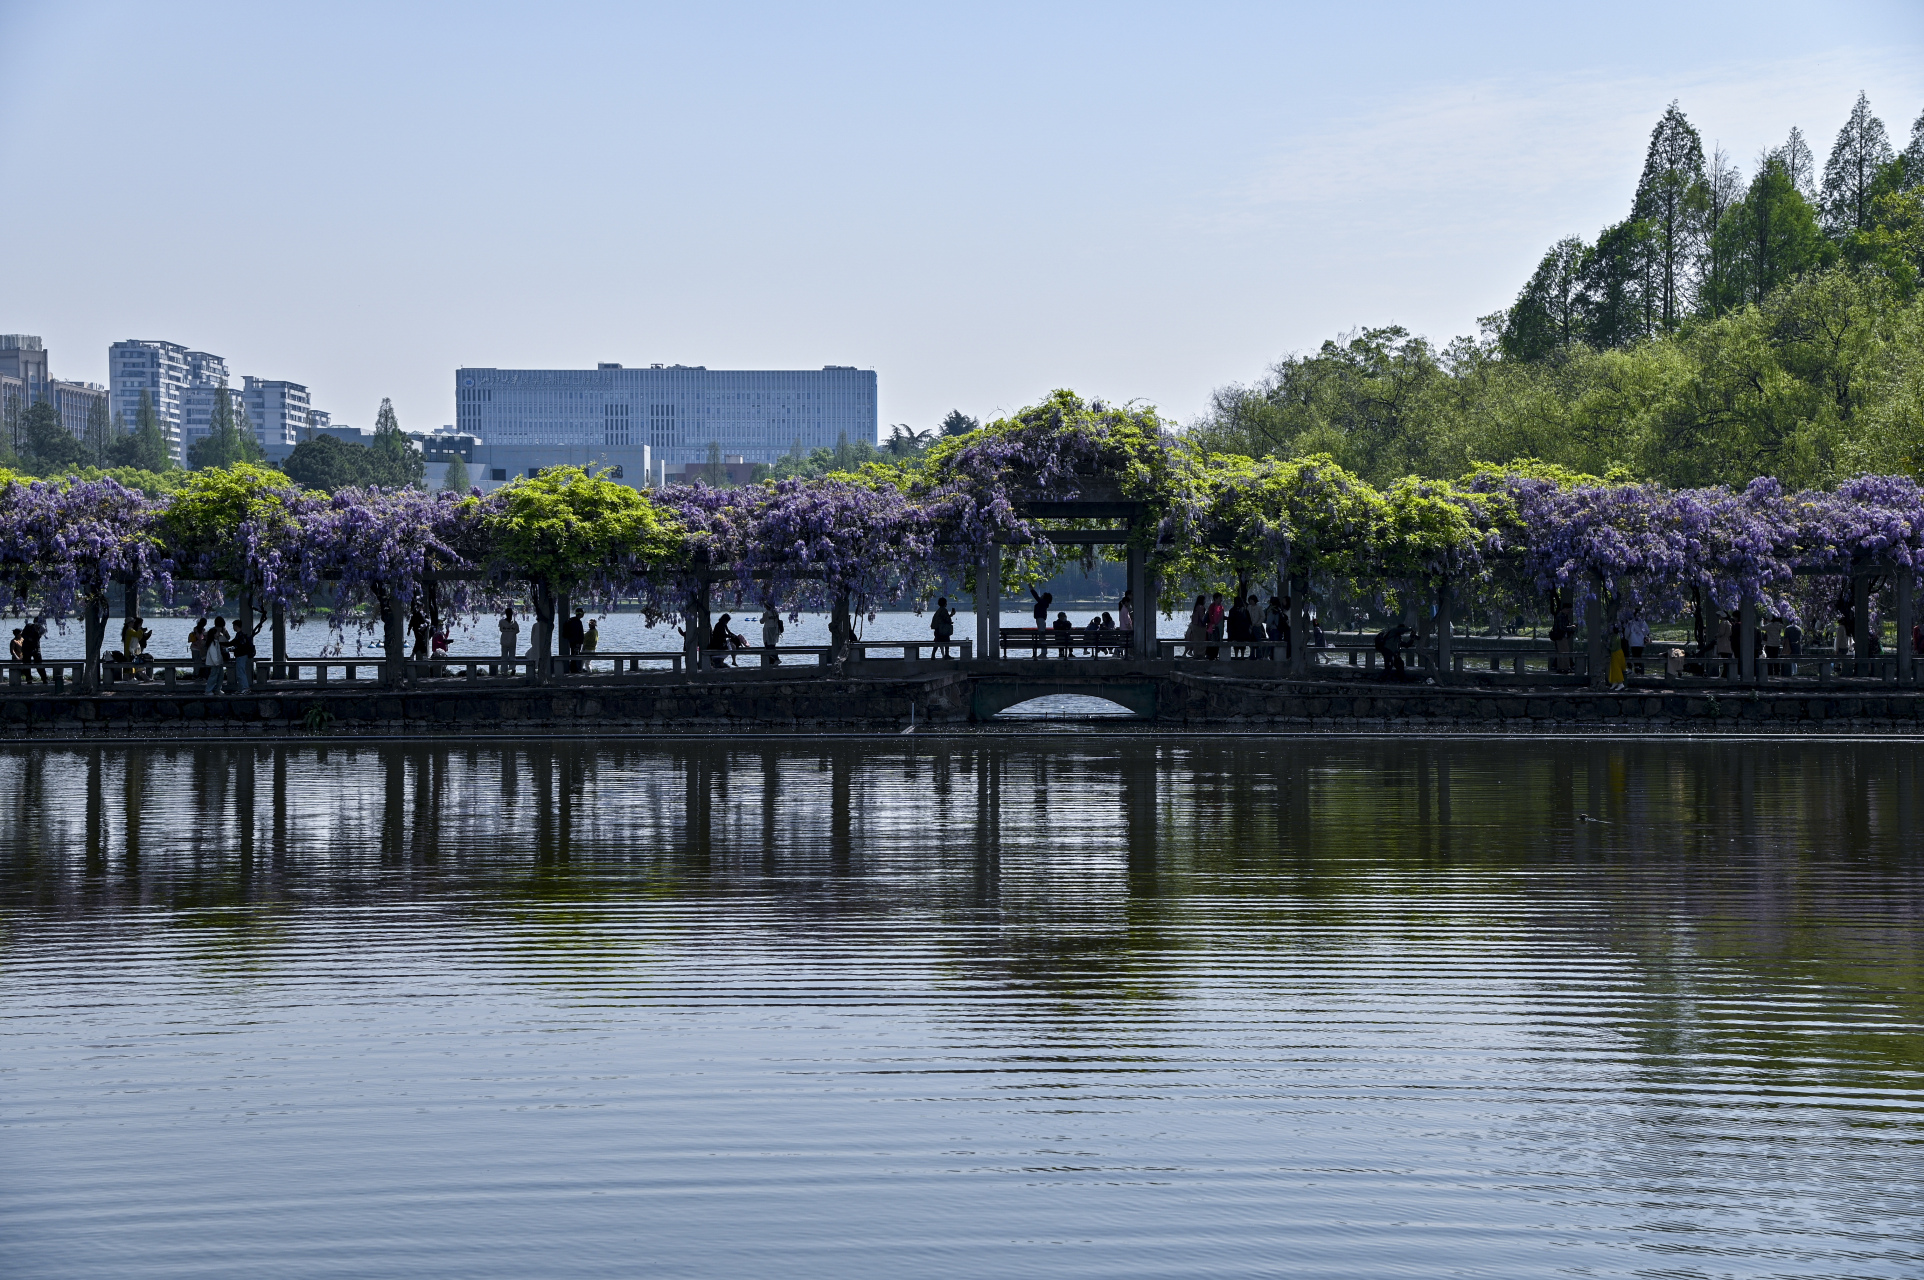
50,381,108,441
110,340,223,462
454,363,877,467
0,335,50,404
241,377,311,452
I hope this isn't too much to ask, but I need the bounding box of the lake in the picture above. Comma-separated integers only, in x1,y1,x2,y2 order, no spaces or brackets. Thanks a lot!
3,737,1921,1278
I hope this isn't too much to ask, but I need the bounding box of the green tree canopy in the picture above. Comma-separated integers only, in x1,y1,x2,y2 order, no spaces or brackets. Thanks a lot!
367,398,425,488
283,433,376,493
20,401,92,473
187,380,265,470
478,466,684,594
106,390,175,472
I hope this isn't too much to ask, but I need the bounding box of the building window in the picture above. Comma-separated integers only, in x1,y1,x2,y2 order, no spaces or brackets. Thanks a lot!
492,468,507,481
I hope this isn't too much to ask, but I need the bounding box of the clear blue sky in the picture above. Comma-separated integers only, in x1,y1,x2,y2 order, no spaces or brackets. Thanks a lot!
3,1,1920,437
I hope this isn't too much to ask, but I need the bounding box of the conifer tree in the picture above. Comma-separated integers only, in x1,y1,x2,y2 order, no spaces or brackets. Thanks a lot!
187,379,264,469
1821,92,1894,235
1904,109,1924,189
1500,236,1589,359
1702,156,1831,311
85,395,111,464
440,453,472,493
106,389,175,471
1579,219,1657,346
1632,102,1708,328
1775,126,1817,200
367,397,425,488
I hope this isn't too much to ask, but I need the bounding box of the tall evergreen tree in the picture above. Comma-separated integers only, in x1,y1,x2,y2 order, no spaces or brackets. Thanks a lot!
106,389,175,471
187,378,264,469
1821,92,1894,236
1632,102,1708,328
1775,126,1817,200
440,454,472,492
1702,156,1831,311
367,397,425,488
1501,236,1590,359
84,395,111,465
1579,219,1657,347
1904,109,1924,189
20,400,91,472
703,440,728,486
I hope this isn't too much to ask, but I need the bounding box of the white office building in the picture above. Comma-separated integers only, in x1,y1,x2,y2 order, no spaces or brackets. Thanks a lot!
454,362,877,468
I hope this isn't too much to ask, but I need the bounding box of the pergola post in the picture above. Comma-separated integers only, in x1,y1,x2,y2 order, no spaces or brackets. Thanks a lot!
1853,568,1874,676
1288,572,1309,678
1897,570,1913,685
977,546,1001,662
1740,595,1758,682
1140,565,1159,660
1435,579,1453,682
1585,581,1604,689
1126,544,1145,659
271,602,287,681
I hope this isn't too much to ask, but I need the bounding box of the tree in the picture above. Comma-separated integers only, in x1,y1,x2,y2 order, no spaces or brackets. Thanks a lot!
1702,157,1831,312
20,400,92,473
1776,126,1817,201
187,379,264,469
84,396,111,465
1905,109,1924,189
1821,92,1894,236
885,424,933,457
366,397,425,488
1632,102,1708,328
1579,218,1658,346
282,433,373,493
1501,236,1589,360
441,453,472,493
702,440,728,486
106,390,175,472
939,410,979,437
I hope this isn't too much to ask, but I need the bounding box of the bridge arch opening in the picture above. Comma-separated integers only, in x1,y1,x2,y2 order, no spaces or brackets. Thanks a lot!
992,693,1145,720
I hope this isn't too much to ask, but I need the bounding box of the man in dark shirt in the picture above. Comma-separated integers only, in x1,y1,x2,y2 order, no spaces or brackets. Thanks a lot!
1375,622,1414,680
561,609,587,673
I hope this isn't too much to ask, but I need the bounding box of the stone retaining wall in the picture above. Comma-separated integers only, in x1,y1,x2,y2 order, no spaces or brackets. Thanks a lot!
3,669,1922,738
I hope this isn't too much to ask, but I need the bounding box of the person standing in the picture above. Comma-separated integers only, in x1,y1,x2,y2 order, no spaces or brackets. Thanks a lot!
1204,593,1225,661
582,618,599,672
1184,595,1207,659
1265,596,1287,663
22,615,51,686
930,597,955,659
1550,599,1573,674
1029,587,1053,659
189,617,209,684
231,611,259,694
1625,614,1650,675
561,608,587,673
497,608,520,675
1227,594,1251,659
760,606,784,665
1117,592,1134,656
1784,618,1803,676
204,618,230,694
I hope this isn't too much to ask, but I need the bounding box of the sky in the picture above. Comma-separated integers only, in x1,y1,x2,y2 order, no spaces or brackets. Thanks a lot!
2,0,1921,437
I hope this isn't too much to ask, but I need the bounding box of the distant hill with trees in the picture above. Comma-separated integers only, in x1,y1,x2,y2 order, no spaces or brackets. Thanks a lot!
1193,93,1924,492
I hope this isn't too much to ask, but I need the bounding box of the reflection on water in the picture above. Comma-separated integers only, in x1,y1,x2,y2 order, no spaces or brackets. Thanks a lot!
3,739,1922,1279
